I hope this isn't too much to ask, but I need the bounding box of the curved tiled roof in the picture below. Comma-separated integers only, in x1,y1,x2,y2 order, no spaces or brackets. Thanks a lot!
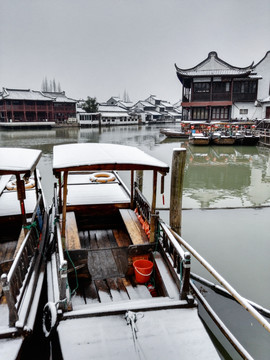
0,88,54,101
175,51,254,79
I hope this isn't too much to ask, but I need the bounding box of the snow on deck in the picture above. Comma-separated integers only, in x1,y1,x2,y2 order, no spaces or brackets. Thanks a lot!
58,307,219,359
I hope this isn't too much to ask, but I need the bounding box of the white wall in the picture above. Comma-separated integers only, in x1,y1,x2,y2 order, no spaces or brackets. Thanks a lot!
231,102,263,120
254,51,270,100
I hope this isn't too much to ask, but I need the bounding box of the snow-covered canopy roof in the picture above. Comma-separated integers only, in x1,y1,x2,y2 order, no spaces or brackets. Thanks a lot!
53,143,169,174
0,148,42,175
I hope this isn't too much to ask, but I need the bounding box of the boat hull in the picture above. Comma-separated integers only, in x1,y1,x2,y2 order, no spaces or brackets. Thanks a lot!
211,137,235,145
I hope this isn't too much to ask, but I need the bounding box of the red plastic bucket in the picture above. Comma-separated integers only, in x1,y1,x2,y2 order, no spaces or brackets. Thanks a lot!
133,259,153,284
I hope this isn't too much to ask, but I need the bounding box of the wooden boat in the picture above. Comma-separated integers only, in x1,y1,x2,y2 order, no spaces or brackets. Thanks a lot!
44,143,218,359
235,131,260,146
44,143,270,359
0,147,48,358
211,131,236,145
189,132,211,145
160,128,189,138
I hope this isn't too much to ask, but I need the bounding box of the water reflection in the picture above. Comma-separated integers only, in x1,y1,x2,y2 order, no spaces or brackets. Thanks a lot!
1,126,270,208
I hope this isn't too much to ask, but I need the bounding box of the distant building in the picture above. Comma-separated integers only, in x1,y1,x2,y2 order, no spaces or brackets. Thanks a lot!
0,88,77,123
78,104,141,126
175,51,270,122
42,91,77,123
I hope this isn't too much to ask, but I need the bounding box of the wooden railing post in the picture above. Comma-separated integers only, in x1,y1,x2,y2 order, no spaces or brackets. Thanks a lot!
1,273,18,327
180,252,191,300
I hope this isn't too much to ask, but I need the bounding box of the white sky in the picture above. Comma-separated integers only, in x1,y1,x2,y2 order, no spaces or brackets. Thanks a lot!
0,0,269,104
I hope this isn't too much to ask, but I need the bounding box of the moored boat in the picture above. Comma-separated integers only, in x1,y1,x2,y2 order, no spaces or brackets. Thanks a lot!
235,131,260,146
43,143,270,359
211,131,236,145
44,143,219,359
189,132,211,145
0,147,48,359
160,128,189,138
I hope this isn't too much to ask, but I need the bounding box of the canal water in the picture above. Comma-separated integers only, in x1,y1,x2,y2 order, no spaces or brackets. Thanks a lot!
1,124,270,311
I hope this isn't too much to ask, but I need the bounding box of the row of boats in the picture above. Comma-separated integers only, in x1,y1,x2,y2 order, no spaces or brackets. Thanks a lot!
160,127,260,146
0,144,269,359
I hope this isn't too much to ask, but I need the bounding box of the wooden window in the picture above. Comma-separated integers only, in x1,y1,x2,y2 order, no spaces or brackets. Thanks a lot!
192,107,209,120
240,109,248,115
211,107,229,120
193,83,210,93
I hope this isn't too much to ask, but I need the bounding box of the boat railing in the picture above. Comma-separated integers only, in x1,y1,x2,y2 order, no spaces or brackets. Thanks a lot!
158,221,191,301
1,192,45,327
52,184,70,311
170,228,270,334
134,186,151,223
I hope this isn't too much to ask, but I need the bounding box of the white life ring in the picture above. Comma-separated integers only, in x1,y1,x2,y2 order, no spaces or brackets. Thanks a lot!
42,302,58,338
90,172,116,183
6,178,35,191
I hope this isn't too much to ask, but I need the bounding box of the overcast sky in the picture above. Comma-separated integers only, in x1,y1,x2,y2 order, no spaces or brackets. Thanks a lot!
0,0,269,104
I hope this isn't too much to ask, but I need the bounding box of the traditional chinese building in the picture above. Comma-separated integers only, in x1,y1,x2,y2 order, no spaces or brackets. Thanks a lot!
175,51,269,122
0,88,77,123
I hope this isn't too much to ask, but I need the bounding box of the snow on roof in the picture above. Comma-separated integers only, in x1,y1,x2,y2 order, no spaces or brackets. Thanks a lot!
146,110,161,116
0,88,53,101
43,91,77,103
160,101,173,107
175,51,254,79
98,105,128,113
137,101,155,107
0,148,42,174
101,112,129,117
53,143,169,173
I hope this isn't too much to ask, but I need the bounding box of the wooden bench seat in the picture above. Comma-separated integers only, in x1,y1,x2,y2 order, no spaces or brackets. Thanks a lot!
14,228,26,257
119,209,148,245
65,212,81,250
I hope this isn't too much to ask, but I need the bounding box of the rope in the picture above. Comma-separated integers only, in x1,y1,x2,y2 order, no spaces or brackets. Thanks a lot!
65,249,79,296
23,220,39,239
125,311,145,359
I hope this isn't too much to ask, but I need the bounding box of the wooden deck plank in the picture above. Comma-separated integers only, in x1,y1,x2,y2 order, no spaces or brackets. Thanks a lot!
89,231,98,250
79,230,90,249
95,230,111,248
14,228,25,257
106,229,118,247
0,241,16,264
119,209,148,245
84,280,99,304
88,249,120,280
95,279,112,303
65,212,81,250
122,278,141,300
107,278,129,301
113,229,131,247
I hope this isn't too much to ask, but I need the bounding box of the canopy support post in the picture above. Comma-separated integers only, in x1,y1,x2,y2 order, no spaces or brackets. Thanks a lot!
61,171,68,240
150,170,157,243
130,170,134,209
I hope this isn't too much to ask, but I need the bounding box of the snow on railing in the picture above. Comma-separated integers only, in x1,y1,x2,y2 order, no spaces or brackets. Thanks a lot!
1,194,44,327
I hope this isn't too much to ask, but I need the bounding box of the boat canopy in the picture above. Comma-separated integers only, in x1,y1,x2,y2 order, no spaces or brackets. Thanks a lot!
0,147,42,175
53,143,170,174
